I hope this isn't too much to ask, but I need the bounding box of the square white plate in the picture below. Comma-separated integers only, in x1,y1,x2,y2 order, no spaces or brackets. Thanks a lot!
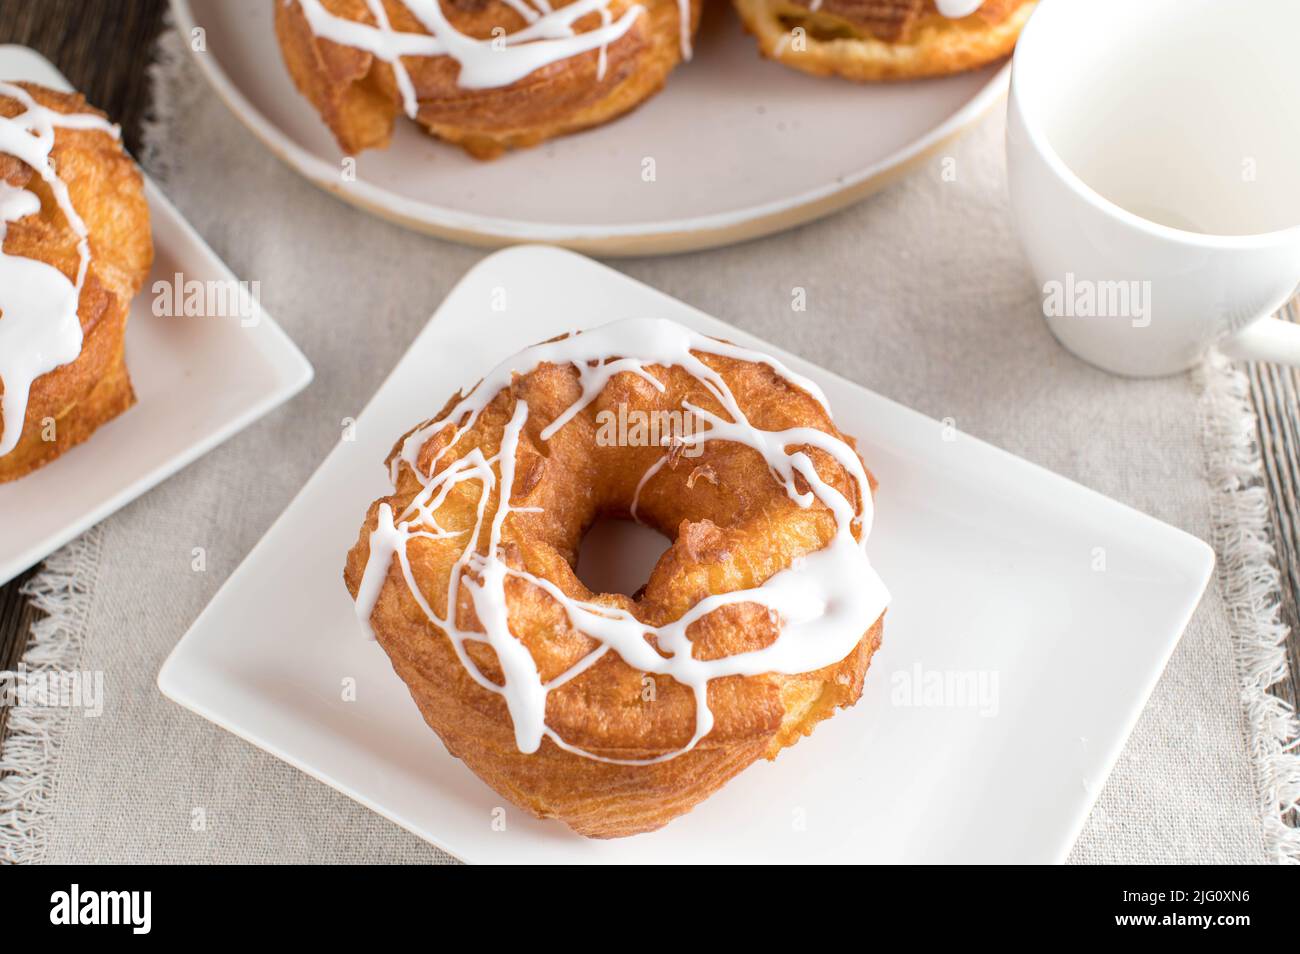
0,46,313,585
160,246,1214,863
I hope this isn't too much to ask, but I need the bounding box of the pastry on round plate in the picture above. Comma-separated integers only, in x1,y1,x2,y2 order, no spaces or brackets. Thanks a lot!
733,0,1036,81
344,318,890,838
274,0,702,159
0,82,153,483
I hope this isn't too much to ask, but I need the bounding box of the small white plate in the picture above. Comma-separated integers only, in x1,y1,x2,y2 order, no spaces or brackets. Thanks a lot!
171,0,1010,255
0,47,313,586
160,246,1214,863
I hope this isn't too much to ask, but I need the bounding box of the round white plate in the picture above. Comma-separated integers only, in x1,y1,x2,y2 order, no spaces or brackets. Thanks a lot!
173,0,1009,255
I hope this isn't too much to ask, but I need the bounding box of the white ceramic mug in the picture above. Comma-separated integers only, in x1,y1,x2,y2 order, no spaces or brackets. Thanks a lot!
1006,0,1300,377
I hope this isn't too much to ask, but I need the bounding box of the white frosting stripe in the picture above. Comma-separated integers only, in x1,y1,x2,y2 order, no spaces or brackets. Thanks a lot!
0,82,119,459
935,0,985,18
356,317,890,764
809,0,983,18
294,0,693,114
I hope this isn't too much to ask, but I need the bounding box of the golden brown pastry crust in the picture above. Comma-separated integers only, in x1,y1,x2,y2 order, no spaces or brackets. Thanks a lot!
344,339,885,838
0,83,152,483
274,0,702,159
733,0,1036,81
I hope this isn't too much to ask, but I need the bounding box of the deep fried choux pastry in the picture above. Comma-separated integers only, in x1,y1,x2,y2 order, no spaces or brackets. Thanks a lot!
274,0,701,158
345,319,890,837
0,82,152,483
733,0,1036,81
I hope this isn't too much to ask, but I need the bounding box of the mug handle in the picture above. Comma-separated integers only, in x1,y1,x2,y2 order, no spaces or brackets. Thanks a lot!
1219,314,1300,365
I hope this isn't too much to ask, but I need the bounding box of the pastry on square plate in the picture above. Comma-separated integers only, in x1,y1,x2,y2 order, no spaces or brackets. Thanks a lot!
344,318,890,837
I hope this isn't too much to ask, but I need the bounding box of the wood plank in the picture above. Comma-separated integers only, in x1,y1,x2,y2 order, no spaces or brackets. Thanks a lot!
1246,300,1300,720
0,566,39,743
0,0,170,155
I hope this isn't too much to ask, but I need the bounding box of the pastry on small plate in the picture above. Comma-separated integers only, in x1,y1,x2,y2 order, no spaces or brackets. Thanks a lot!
0,81,152,483
733,0,1036,81
344,317,889,837
274,0,702,158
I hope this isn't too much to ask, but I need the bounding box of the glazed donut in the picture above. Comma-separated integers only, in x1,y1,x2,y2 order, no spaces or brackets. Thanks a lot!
344,318,890,838
0,82,152,483
733,0,1036,81
274,0,701,159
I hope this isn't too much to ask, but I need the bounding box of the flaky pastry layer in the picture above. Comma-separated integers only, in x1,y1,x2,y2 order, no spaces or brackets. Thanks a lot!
733,0,1036,81
274,0,701,158
345,342,886,837
0,83,152,482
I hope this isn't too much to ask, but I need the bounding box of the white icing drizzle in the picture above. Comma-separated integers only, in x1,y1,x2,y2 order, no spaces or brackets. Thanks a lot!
808,0,982,17
354,318,890,764
935,0,985,18
0,82,118,459
294,0,693,115
596,3,612,80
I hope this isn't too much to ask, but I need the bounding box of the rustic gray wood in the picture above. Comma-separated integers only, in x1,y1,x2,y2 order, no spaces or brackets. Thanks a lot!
1246,298,1300,717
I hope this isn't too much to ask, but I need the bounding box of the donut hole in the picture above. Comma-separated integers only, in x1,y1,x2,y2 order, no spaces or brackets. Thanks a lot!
574,515,670,599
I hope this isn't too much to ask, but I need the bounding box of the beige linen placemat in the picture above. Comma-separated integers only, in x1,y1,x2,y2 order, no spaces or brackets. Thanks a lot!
2,28,1297,863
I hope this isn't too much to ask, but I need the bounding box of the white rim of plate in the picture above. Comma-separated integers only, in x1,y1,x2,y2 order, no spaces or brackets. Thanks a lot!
169,0,1012,255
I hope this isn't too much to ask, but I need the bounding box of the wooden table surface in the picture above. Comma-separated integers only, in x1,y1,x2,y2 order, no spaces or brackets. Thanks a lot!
1,0,1297,795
